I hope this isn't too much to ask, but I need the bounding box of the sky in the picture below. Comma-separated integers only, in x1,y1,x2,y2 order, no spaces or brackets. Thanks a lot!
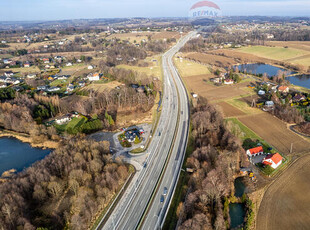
1,0,310,21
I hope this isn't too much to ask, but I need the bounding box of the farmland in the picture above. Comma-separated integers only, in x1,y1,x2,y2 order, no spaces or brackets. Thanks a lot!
215,101,245,117
174,58,211,77
184,52,237,67
238,46,309,62
257,154,310,230
239,113,310,154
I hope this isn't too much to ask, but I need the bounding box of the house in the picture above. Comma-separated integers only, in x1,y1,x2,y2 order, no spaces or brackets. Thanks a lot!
6,77,20,85
88,65,94,70
66,84,75,92
3,59,12,65
4,71,14,77
87,73,100,81
262,153,283,169
211,77,223,84
192,93,198,98
55,115,71,125
37,85,47,91
265,101,275,107
137,87,145,93
224,79,234,85
278,85,289,93
42,58,50,64
47,86,61,92
66,62,73,67
57,75,70,80
78,81,85,87
293,94,306,102
258,90,265,95
246,146,264,158
24,62,30,68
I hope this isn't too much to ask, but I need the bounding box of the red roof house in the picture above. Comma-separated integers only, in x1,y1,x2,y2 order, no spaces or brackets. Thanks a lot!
246,146,264,157
263,153,283,169
278,86,289,93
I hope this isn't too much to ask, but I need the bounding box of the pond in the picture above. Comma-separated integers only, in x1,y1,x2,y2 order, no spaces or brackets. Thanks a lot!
0,137,51,176
236,63,295,78
286,74,310,90
236,63,310,89
229,203,246,229
234,177,246,197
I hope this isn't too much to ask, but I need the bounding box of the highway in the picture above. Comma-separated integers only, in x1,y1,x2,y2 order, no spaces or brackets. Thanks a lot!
98,31,197,230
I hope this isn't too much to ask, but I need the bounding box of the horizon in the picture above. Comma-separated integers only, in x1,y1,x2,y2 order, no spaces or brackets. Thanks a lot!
1,0,310,21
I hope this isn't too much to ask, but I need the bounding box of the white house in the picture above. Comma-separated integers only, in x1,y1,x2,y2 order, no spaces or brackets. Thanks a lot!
246,146,264,158
55,116,71,125
66,62,73,67
262,153,283,169
88,65,94,70
27,74,36,79
87,73,100,81
224,79,234,85
258,90,265,95
265,101,275,107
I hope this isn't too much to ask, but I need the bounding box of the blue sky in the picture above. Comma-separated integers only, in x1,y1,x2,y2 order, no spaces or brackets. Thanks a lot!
1,0,310,21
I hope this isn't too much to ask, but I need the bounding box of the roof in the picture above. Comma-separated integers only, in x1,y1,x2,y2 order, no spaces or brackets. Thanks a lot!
278,86,289,91
264,153,283,165
247,146,263,155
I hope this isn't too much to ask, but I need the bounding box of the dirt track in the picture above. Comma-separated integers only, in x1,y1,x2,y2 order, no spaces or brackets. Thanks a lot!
239,113,310,154
257,154,310,230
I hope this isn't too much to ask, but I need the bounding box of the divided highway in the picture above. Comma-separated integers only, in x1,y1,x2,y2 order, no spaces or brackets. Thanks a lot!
98,31,197,230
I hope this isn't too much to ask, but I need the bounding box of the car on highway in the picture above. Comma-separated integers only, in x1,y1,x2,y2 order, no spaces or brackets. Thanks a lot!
163,187,168,196
160,195,165,203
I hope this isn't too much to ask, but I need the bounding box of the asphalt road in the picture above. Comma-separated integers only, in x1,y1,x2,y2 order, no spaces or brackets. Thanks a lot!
98,31,198,230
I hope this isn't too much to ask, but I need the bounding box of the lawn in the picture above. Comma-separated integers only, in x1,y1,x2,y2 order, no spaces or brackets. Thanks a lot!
50,79,68,87
238,46,309,61
116,63,161,78
290,56,310,67
225,97,263,115
3,66,40,73
174,58,211,77
226,118,262,141
54,117,86,133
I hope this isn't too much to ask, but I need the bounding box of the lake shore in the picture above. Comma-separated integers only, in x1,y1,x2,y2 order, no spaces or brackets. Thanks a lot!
0,130,59,149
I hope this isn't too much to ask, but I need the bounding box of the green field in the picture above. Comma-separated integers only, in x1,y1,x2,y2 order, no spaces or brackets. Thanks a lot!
116,63,161,79
290,57,310,67
238,46,309,61
174,58,211,77
54,117,87,133
50,79,68,87
1,66,40,73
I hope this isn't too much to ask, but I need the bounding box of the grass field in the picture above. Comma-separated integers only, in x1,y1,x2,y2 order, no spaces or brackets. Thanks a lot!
238,46,309,62
174,58,211,77
257,154,310,230
50,79,68,87
54,117,86,133
1,66,40,74
184,52,236,67
84,81,122,93
117,55,162,80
